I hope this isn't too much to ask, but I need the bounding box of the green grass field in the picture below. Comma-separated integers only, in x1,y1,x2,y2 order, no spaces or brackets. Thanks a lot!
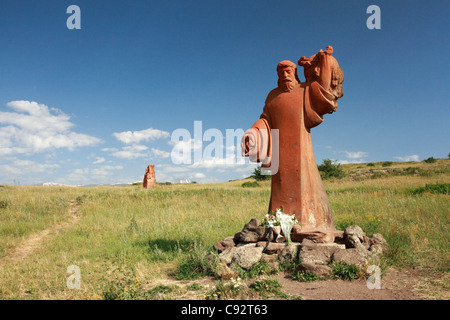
0,159,448,299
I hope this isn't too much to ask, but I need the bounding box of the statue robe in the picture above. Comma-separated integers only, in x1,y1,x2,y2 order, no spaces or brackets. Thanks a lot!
243,79,338,233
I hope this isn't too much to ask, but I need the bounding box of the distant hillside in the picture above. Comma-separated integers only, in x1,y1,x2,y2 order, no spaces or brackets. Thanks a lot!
242,159,449,182
338,158,449,180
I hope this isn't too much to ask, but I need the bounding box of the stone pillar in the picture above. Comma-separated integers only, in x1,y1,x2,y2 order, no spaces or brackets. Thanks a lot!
143,165,156,189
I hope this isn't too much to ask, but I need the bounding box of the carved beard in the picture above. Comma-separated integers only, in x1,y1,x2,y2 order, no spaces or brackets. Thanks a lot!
279,79,295,92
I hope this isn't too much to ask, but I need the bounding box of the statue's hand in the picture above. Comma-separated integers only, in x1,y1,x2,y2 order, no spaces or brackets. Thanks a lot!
240,132,252,156
241,128,260,160
318,46,333,57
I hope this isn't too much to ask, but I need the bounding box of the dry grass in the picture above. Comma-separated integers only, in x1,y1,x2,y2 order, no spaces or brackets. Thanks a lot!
0,159,448,299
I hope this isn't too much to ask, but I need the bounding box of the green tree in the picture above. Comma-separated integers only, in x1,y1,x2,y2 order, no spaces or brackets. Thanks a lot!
251,166,271,181
317,159,345,179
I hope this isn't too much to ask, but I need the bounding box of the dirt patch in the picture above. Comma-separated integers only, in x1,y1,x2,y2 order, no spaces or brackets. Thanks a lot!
0,199,81,266
274,268,429,300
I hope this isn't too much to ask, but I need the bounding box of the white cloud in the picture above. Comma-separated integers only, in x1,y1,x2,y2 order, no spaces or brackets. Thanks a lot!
0,100,103,156
150,148,171,158
157,164,190,173
103,144,171,161
91,165,123,176
344,151,368,159
189,154,246,169
110,151,140,159
233,163,259,172
155,161,256,184
192,172,206,179
168,139,202,150
108,128,171,161
93,157,106,164
108,144,148,159
394,155,420,162
335,159,366,165
113,127,170,144
66,165,123,184
0,157,59,176
169,139,202,164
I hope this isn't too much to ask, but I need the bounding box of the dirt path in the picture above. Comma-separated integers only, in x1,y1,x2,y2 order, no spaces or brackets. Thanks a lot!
0,200,81,266
143,266,442,300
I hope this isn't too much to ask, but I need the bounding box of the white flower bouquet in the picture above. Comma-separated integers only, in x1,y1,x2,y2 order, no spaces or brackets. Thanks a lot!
262,208,298,243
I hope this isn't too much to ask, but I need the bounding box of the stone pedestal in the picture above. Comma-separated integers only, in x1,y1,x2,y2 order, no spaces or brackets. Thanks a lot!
213,219,388,279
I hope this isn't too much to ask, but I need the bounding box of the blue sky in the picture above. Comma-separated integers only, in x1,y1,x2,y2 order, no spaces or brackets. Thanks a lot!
0,0,449,185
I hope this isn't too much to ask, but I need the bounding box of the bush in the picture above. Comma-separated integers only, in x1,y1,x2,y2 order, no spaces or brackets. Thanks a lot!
331,262,360,280
291,271,322,282
187,283,203,291
318,159,345,179
408,183,449,195
0,200,8,209
173,243,219,280
100,260,145,300
278,253,302,273
381,161,393,167
249,279,282,295
424,157,437,163
241,181,260,188
146,285,176,299
235,261,276,279
205,278,244,300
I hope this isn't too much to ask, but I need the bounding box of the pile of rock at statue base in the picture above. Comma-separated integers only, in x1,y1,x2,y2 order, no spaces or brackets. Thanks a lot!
212,218,388,280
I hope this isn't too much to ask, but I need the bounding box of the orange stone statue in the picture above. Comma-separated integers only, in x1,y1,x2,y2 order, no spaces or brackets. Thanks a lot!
241,46,344,242
143,165,156,189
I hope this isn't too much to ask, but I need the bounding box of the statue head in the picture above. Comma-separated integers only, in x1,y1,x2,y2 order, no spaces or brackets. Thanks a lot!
277,60,300,91
326,55,344,102
298,47,344,102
